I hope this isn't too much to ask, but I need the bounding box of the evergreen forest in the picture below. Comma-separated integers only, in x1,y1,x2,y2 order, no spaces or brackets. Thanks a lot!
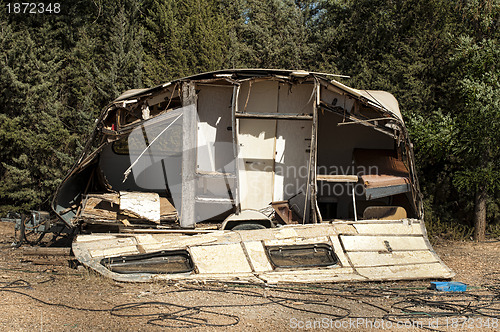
0,0,498,240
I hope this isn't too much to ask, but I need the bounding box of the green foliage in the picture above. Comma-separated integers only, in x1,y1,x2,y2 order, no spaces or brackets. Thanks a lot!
142,0,231,83
226,0,311,69
0,0,498,239
450,37,500,194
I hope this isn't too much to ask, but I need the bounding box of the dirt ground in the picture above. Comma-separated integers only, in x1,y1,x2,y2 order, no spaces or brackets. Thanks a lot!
0,221,498,332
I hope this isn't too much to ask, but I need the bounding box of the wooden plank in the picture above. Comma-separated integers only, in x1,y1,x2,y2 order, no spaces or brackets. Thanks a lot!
120,228,218,234
189,243,253,274
329,236,351,267
346,250,438,267
286,224,338,237
76,235,117,242
81,194,119,220
340,235,429,252
21,247,72,256
195,196,235,203
317,174,358,182
235,112,312,120
243,241,273,272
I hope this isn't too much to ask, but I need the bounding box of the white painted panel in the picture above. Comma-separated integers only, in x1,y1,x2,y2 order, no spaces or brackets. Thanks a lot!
196,85,234,173
320,86,354,112
236,79,280,210
238,80,278,113
89,246,140,258
237,118,276,209
353,222,423,235
190,243,252,273
273,135,285,201
76,235,117,242
273,83,313,203
274,120,311,207
197,122,217,172
265,236,330,246
340,235,429,252
278,82,314,114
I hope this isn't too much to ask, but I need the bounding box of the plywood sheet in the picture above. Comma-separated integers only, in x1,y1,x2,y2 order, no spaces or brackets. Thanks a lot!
81,193,119,220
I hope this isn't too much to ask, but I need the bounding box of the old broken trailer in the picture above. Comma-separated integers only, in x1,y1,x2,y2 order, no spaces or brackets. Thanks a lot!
53,69,454,282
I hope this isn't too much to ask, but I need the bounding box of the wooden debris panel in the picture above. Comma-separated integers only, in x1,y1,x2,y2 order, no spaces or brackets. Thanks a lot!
120,191,161,223
81,193,119,221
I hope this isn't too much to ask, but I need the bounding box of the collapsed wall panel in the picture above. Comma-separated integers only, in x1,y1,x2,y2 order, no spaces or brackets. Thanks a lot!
73,221,454,283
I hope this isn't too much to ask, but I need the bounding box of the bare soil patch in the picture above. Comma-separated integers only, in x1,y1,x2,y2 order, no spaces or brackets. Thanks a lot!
0,221,498,331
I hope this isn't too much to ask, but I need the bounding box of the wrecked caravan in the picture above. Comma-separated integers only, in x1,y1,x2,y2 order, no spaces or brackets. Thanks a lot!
54,69,454,282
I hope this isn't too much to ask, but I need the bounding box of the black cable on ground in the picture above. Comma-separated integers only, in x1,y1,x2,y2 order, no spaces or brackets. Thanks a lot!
1,275,499,330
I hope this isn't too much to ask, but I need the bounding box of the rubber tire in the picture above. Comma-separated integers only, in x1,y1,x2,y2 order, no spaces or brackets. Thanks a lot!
231,223,267,230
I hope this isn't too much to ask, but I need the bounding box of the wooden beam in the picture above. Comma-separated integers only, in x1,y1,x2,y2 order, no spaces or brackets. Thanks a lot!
21,247,72,256
180,82,197,228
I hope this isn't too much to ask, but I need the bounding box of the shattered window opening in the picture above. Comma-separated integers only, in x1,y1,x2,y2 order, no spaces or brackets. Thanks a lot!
266,243,339,268
100,250,194,274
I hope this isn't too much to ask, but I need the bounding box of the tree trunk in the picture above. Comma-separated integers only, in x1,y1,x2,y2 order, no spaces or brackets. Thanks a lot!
473,188,487,242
